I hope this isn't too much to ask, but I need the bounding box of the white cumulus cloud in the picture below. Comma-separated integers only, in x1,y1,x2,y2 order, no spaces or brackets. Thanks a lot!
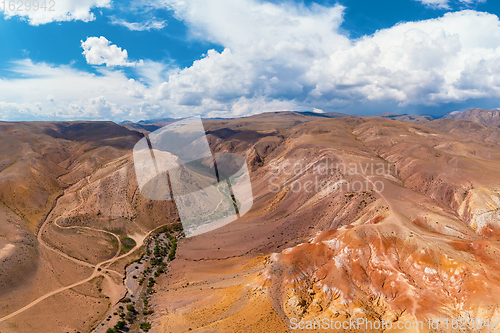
81,36,138,67
147,1,500,114
1,0,110,25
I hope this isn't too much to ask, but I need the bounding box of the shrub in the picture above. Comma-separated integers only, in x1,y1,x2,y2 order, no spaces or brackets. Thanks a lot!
140,322,152,331
114,321,126,329
125,312,134,323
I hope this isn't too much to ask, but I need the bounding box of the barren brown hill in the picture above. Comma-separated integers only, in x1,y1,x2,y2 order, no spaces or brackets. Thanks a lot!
0,121,180,333
1,113,500,333
150,114,500,333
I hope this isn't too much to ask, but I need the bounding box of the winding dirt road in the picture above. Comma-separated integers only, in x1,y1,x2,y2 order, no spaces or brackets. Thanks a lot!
0,171,164,324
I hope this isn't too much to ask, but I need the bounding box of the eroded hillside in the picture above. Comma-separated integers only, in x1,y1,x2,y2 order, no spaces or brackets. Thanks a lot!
1,114,500,333
152,114,500,333
0,121,180,333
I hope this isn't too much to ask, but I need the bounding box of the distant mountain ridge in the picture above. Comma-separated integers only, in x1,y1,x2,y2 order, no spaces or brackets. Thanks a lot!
444,108,500,127
123,108,500,134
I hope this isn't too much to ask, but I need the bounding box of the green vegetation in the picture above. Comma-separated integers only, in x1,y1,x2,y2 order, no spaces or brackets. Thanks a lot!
116,228,181,330
115,321,126,329
140,322,152,331
105,320,127,333
155,223,183,235
142,308,154,315
167,234,177,261
140,231,178,288
121,237,137,251
125,312,134,323
152,242,168,265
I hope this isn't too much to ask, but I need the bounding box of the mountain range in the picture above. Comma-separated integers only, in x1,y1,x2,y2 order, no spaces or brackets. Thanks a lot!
0,108,499,332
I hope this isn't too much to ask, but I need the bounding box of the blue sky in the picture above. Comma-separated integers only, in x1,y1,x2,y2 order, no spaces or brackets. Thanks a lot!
1,0,500,121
